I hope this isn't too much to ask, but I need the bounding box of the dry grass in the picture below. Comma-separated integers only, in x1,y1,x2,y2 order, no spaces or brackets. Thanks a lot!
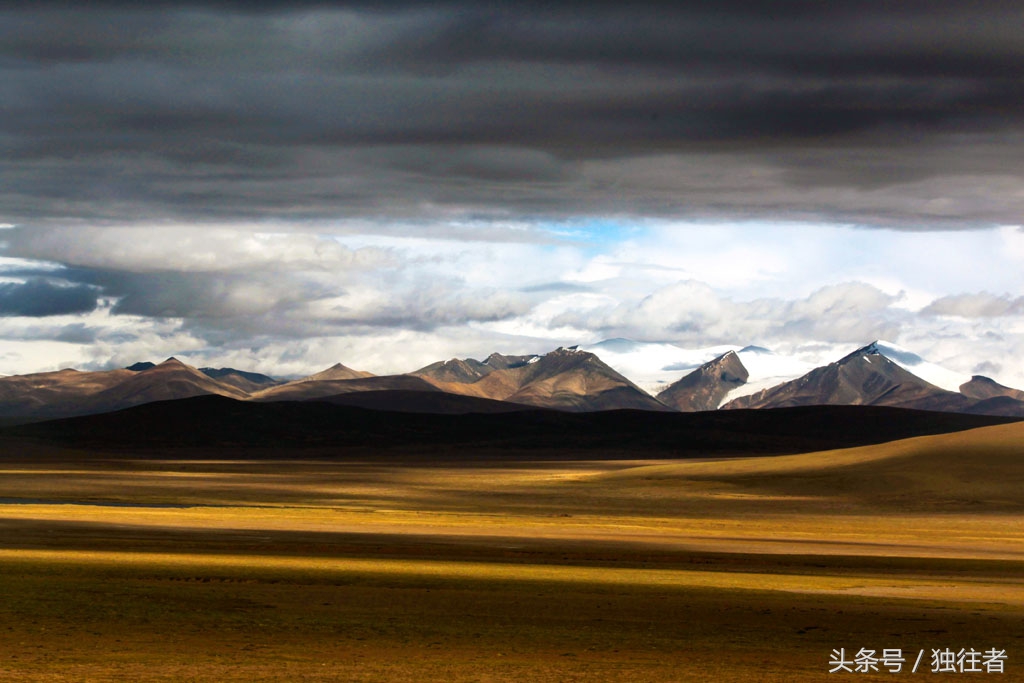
1,421,1023,680
598,420,1024,511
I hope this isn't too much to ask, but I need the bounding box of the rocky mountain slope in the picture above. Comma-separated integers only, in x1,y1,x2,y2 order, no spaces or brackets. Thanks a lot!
718,342,1019,414
656,351,748,411
960,375,1024,402
0,367,136,422
198,367,281,393
76,358,251,416
414,347,671,412
251,374,441,402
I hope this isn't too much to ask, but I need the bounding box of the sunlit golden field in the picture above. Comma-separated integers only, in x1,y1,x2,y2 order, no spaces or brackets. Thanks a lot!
1,421,1023,681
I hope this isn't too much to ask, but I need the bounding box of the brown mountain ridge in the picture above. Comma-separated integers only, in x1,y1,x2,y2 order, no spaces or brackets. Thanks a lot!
722,343,980,413
2,341,1023,424
657,350,748,411
414,347,671,412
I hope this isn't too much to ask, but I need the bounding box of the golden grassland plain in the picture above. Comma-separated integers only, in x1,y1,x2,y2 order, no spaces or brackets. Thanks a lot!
1,421,1023,681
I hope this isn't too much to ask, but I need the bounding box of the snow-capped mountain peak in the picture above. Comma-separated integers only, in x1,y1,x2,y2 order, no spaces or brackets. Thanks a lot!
840,340,970,392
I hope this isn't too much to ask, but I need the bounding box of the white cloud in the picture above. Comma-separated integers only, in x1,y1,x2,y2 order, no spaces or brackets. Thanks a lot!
0,303,203,374
564,255,622,283
922,292,1024,318
998,225,1024,260
478,291,618,341
0,217,1023,394
542,280,898,349
4,225,395,273
786,282,897,331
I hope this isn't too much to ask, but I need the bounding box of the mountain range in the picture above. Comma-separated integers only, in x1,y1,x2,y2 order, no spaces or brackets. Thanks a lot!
684,341,1024,417
1,340,1022,425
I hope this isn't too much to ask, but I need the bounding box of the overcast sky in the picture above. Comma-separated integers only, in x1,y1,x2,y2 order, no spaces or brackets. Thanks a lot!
2,1,1023,387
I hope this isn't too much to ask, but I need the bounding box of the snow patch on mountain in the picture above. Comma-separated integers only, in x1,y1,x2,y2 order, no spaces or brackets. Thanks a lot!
872,340,971,392
581,338,972,405
579,339,738,395
717,347,816,407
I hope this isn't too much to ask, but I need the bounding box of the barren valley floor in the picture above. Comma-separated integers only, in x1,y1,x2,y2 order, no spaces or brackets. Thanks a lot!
1,421,1023,681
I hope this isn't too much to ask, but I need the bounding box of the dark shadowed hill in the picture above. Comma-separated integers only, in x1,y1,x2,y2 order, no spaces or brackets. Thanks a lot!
2,396,1017,458
311,390,533,414
965,395,1024,417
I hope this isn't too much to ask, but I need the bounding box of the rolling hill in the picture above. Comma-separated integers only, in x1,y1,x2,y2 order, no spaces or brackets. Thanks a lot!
2,396,1015,457
600,420,1024,512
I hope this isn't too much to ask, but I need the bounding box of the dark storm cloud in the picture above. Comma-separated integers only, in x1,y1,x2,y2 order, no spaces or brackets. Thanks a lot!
0,279,99,316
53,322,100,344
3,1,1024,227
19,261,534,339
40,267,323,320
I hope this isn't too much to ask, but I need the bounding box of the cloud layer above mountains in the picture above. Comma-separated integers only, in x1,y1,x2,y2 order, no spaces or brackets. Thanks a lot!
1,2,1023,384
4,1,1024,227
